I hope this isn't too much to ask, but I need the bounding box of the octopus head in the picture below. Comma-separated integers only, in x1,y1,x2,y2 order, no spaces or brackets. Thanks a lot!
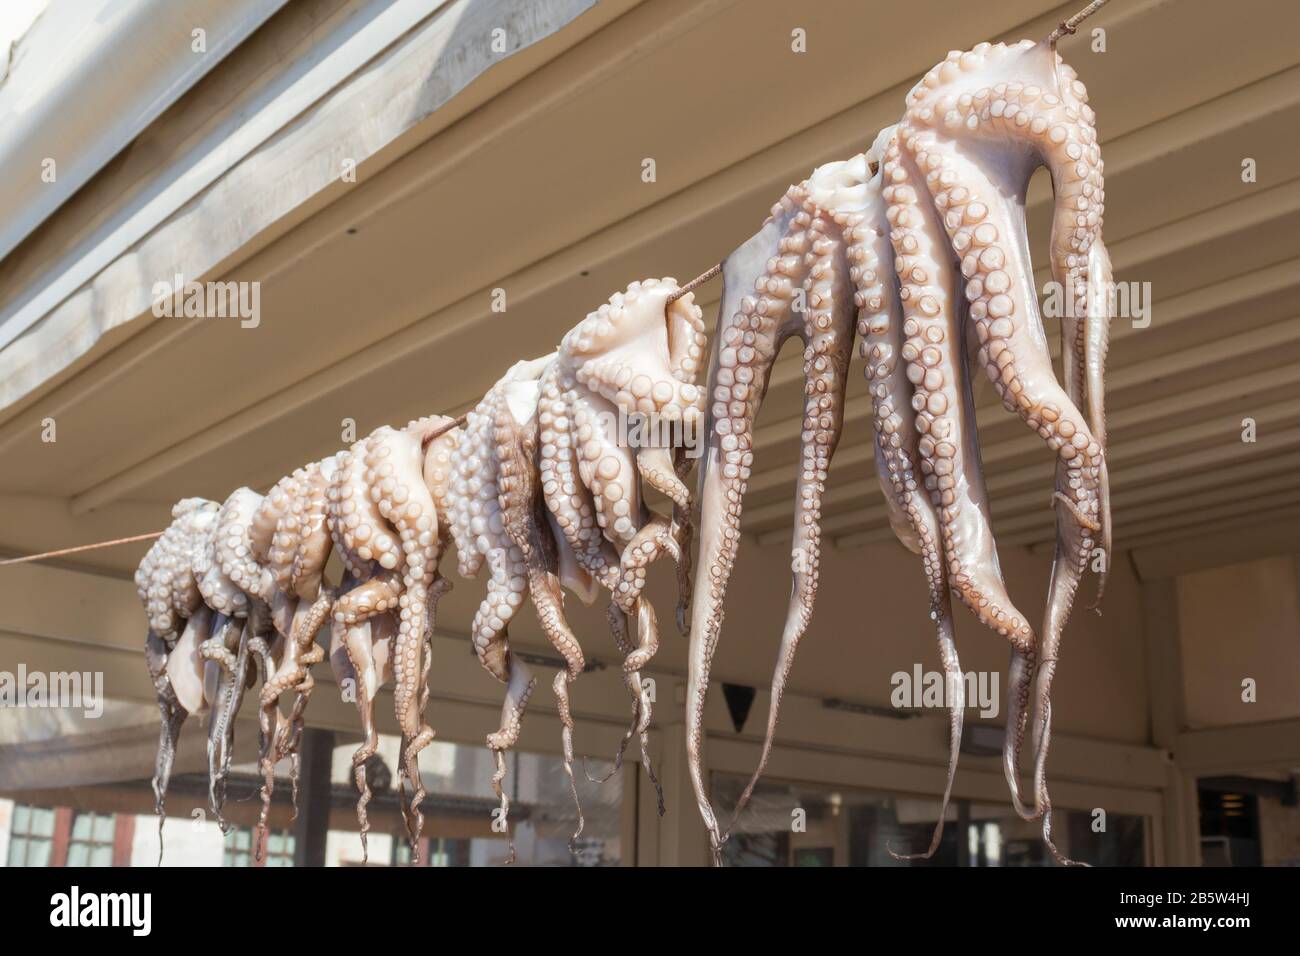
559,278,707,426
803,126,894,215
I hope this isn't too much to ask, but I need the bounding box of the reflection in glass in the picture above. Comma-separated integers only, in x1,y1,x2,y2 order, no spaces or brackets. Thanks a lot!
324,735,623,867
713,773,1147,866
0,726,623,866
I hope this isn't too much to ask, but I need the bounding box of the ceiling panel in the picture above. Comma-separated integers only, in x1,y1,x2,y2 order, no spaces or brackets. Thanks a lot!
1,0,1297,586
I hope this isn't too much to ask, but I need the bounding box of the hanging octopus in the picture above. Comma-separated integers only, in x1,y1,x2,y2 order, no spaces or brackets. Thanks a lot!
135,497,221,861
437,356,565,858
135,491,295,855
250,455,340,849
684,37,1111,865
327,602,400,861
327,416,454,860
316,384,575,863
536,278,705,803
436,278,705,855
140,459,347,861
194,486,284,829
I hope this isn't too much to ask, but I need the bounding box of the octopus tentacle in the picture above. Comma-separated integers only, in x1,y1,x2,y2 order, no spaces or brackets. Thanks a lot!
327,430,441,855
900,41,1110,850
488,659,534,866
364,424,441,857
572,392,643,551
722,187,857,840
135,500,221,864
581,595,663,815
671,448,695,637
214,487,276,607
636,445,691,510
449,386,540,859
846,141,968,857
569,281,706,804
1032,496,1095,864
614,519,672,671
246,633,276,689
866,268,965,858
418,573,451,718
144,629,187,865
136,498,216,641
151,687,187,864
204,615,250,831
198,486,296,837
195,487,276,821
288,461,337,599
164,607,212,717
909,136,1101,827
886,132,1043,817
416,422,460,760
539,285,702,808
688,197,806,858
909,134,1104,542
889,602,964,861
540,367,655,781
257,587,332,845
331,573,402,624
334,440,405,575
330,597,393,862
610,521,673,813
492,383,588,845
538,364,618,584
629,595,665,812
255,472,335,848
1084,237,1114,609
477,585,535,869
583,602,641,785
436,368,606,858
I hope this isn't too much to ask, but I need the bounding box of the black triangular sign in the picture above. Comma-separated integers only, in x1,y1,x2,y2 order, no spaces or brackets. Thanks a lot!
721,682,756,734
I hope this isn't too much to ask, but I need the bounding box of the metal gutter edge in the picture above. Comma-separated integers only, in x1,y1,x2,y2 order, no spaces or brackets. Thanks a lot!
0,0,290,270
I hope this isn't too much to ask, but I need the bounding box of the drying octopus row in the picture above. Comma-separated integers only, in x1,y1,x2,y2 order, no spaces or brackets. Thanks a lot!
685,37,1112,865
136,279,706,862
136,35,1113,866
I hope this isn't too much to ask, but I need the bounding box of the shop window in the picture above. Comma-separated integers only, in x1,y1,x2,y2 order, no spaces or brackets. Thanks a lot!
712,773,1148,867
1199,775,1300,866
223,827,295,867
392,836,471,867
66,811,117,866
326,736,623,867
263,829,296,867
1,703,621,866
223,828,255,867
7,804,55,867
